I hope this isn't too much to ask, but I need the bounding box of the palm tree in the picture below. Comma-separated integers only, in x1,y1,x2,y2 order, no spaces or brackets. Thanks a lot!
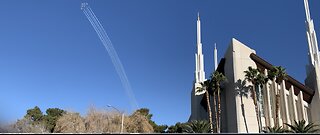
210,71,226,133
196,80,214,133
255,71,269,132
184,120,212,133
167,122,185,133
206,78,218,132
211,82,218,133
285,120,320,133
268,66,287,127
263,126,290,133
244,66,261,132
235,79,250,133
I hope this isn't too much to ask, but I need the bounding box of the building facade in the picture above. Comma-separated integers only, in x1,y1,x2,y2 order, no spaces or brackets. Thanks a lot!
189,0,320,133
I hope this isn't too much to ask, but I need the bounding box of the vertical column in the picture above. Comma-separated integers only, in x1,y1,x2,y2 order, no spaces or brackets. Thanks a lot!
281,80,291,126
265,69,273,127
299,91,306,120
290,86,299,122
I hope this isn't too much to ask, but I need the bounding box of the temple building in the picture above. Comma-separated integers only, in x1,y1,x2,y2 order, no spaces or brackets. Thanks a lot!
189,0,320,133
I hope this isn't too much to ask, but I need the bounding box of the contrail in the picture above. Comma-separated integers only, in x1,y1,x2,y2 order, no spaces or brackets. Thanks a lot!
81,3,138,111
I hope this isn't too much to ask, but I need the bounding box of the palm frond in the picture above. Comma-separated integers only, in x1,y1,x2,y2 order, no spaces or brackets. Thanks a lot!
263,126,290,133
285,120,320,133
184,120,212,133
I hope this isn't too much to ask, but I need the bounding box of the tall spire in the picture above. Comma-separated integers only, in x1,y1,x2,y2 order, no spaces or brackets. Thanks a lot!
214,43,218,71
195,12,205,84
304,0,320,74
197,12,202,53
304,0,311,22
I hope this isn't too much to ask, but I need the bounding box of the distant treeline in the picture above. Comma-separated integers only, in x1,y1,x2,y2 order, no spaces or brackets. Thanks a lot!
0,106,214,133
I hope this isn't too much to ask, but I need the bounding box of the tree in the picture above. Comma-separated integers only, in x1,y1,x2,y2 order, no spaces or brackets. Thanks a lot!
268,66,287,127
255,70,269,132
196,80,214,133
25,106,44,124
263,126,289,133
167,122,186,133
244,66,262,132
12,117,47,133
125,110,153,133
210,71,226,133
23,106,66,133
184,120,211,133
10,106,67,133
285,120,320,133
11,106,48,133
44,108,66,133
153,125,168,133
134,108,167,133
211,81,218,133
134,108,152,120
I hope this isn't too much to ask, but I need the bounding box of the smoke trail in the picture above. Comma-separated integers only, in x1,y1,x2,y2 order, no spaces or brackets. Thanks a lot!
81,3,138,111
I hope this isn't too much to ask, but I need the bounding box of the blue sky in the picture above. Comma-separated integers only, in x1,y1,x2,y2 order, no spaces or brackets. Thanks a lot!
0,0,319,126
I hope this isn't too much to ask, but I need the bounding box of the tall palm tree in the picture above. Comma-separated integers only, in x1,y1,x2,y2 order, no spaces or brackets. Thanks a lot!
196,80,214,133
285,120,320,133
255,71,269,132
244,66,262,132
211,71,226,133
207,78,218,132
268,66,287,127
184,120,212,133
212,83,218,133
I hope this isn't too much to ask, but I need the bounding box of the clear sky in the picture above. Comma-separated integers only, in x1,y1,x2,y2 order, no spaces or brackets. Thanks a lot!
0,0,320,126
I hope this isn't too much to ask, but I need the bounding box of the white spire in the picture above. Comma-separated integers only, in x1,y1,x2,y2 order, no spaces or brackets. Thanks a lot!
195,12,205,83
198,12,200,20
304,0,320,74
304,0,311,22
197,12,202,54
214,43,218,71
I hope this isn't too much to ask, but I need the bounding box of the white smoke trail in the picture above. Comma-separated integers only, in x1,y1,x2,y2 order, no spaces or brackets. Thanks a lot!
81,3,138,111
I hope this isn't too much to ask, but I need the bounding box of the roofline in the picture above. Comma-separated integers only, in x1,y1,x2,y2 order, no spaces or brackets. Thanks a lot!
249,53,315,103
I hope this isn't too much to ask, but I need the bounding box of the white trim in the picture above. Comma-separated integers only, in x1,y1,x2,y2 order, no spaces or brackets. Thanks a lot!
282,80,291,125
299,91,307,121
265,69,273,127
290,85,299,121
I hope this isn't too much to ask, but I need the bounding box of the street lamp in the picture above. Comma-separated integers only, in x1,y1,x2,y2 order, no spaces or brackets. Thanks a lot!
107,105,124,133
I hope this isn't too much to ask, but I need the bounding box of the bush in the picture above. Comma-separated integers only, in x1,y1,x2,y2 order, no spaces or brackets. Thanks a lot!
11,117,47,133
54,112,85,133
124,111,153,133
84,107,120,133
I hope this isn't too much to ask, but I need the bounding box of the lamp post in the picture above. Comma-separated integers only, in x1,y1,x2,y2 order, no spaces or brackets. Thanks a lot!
107,105,124,133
